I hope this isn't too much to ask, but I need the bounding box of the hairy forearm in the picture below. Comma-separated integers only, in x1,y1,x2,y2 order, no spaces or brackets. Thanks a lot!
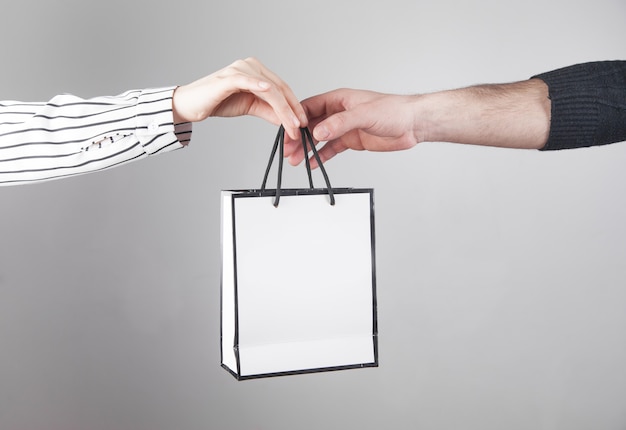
417,78,551,149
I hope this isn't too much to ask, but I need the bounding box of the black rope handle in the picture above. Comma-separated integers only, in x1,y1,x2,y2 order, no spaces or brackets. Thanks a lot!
261,126,335,207
301,128,314,189
260,124,283,191
304,127,335,205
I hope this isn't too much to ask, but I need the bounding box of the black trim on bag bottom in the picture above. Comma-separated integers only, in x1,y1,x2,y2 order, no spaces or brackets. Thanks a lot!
225,361,379,381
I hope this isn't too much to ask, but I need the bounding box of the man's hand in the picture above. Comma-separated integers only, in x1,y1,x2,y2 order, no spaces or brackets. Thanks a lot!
284,89,420,167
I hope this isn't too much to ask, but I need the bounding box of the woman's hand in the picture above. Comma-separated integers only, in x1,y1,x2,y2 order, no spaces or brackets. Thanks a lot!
172,57,307,140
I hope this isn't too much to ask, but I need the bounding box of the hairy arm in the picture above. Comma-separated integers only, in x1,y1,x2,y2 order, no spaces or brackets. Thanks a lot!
419,78,551,149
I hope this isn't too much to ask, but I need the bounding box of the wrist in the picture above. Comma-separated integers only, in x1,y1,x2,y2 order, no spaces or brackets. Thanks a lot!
172,84,204,124
172,86,184,124
411,92,450,144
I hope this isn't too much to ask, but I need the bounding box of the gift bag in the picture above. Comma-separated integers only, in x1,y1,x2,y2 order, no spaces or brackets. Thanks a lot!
220,127,378,380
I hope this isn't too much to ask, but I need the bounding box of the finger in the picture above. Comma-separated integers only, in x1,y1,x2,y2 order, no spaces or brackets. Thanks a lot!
253,82,303,140
285,125,345,167
282,132,301,159
283,115,326,159
285,129,314,166
263,75,308,129
284,119,323,165
216,71,300,139
298,139,347,169
300,90,349,120
236,58,307,139
311,108,372,143
207,71,272,109
311,140,343,168
244,58,308,126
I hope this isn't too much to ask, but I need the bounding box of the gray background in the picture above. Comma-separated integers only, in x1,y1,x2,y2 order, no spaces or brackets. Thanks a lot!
1,0,625,429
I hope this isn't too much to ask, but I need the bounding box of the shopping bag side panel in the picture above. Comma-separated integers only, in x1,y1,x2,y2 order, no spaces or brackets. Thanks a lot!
220,191,239,376
369,189,379,366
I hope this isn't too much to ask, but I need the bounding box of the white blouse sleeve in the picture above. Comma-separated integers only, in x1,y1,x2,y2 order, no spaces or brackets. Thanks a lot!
0,86,192,186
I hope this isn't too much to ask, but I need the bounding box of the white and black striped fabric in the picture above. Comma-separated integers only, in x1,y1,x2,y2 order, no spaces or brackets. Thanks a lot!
0,86,192,186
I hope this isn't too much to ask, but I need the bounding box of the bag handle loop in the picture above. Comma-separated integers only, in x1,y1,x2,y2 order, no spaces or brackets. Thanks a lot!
261,126,335,207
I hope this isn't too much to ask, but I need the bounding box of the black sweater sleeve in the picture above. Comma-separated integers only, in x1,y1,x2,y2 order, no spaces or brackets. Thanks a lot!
532,61,626,151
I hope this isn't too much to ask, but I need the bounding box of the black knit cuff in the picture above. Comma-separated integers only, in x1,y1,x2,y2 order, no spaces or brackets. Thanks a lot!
532,61,626,151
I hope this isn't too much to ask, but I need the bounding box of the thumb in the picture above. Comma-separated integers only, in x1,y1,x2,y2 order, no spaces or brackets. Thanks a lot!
312,109,366,142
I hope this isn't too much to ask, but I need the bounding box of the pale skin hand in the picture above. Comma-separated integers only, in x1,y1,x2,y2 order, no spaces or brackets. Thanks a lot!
171,57,307,140
284,79,551,167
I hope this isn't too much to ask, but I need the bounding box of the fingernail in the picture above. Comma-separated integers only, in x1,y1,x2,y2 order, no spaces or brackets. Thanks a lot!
299,113,308,126
291,114,300,128
316,125,330,140
258,81,270,90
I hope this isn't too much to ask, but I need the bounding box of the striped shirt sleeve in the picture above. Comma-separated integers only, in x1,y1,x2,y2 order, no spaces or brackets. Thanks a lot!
0,86,192,186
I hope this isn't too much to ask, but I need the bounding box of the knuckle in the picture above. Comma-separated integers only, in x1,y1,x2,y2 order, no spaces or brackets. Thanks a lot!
230,59,243,68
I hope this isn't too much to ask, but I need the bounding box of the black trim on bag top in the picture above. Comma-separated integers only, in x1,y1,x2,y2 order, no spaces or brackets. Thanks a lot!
229,187,363,198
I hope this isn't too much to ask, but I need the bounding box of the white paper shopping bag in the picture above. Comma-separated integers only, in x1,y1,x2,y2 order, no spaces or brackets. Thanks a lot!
220,127,378,380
